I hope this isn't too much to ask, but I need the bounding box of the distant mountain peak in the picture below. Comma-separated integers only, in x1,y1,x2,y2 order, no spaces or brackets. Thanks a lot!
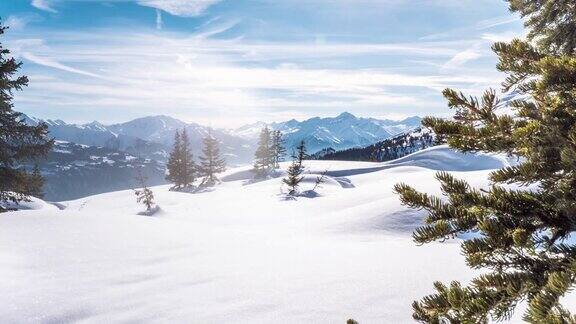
336,111,356,119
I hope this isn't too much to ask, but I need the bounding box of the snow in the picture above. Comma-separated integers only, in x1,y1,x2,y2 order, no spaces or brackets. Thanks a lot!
0,146,565,322
0,196,59,211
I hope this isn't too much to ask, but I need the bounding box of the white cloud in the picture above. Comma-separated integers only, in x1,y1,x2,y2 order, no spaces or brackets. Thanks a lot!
22,52,102,78
476,15,520,30
8,27,503,126
442,48,482,70
137,0,221,17
5,15,40,30
31,0,57,13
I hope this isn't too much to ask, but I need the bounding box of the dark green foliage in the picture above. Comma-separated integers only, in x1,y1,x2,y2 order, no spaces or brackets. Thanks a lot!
199,129,226,186
394,1,576,322
0,21,53,210
283,140,306,196
165,129,196,189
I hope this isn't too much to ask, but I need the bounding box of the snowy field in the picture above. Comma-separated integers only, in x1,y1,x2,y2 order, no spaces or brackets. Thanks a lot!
0,146,556,323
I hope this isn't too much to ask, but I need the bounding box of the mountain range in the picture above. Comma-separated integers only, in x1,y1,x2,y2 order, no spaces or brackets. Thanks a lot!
231,112,422,153
22,112,422,201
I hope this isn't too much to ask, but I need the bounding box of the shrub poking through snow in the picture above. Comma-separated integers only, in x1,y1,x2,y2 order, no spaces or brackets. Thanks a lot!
134,168,156,215
283,140,306,196
312,169,328,192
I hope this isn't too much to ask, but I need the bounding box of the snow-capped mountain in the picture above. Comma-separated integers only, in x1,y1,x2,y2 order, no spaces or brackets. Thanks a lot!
23,114,254,165
231,112,422,153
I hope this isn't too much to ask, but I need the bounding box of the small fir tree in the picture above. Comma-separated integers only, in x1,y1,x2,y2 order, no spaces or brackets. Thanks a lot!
134,168,155,212
199,129,226,186
393,1,576,322
271,130,286,168
0,21,53,211
283,140,306,196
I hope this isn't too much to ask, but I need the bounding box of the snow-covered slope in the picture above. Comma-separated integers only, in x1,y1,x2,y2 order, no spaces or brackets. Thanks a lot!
1,146,554,323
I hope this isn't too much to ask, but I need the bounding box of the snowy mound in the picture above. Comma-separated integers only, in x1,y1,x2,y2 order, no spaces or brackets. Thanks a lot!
0,195,59,211
386,144,514,171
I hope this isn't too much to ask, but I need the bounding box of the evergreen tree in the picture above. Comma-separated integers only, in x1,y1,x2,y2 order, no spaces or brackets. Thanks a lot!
165,129,196,189
394,1,576,322
0,21,53,211
179,129,196,187
165,130,182,187
199,129,226,186
253,126,273,176
283,140,306,196
295,139,307,163
271,130,286,168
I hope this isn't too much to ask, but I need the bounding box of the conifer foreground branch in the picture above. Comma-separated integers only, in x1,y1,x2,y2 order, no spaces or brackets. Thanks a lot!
394,1,576,322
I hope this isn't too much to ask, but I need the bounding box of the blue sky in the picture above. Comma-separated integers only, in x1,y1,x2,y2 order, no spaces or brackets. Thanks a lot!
1,0,525,127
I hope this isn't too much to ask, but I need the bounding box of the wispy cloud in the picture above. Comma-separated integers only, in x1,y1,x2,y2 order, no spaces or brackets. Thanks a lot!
31,0,57,13
8,26,503,126
442,48,482,70
5,14,42,30
22,52,102,78
6,0,523,125
137,0,221,17
476,15,520,30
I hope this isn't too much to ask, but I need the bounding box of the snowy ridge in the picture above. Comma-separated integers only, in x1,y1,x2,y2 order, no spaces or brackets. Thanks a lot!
230,112,423,153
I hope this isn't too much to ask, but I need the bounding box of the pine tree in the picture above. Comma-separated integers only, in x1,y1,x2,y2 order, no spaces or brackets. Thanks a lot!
295,139,307,163
166,129,196,189
165,130,182,187
134,168,155,212
253,126,273,176
283,140,306,196
179,129,196,187
199,129,226,186
394,1,576,322
0,21,53,211
271,130,286,168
